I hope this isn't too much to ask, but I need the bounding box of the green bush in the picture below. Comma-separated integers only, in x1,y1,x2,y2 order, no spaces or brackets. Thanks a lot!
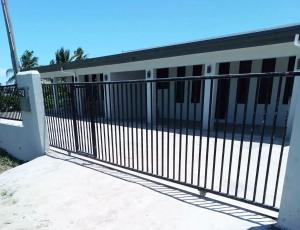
42,85,72,113
0,88,21,112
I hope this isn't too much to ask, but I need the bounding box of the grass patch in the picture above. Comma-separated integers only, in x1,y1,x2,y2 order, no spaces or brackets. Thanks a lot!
0,149,22,174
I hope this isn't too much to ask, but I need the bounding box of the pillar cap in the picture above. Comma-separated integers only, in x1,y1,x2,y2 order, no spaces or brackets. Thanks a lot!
17,70,40,76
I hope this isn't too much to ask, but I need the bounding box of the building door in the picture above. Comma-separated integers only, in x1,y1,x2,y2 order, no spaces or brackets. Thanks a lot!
215,63,230,119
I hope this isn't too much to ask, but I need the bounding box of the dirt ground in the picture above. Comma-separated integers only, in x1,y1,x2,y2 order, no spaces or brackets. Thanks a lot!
0,149,21,174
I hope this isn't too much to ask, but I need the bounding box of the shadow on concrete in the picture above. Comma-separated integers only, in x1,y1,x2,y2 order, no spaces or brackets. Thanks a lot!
247,224,281,229
47,149,278,228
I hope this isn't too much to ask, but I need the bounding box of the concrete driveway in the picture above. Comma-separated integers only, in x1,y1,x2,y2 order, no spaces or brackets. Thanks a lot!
0,150,276,230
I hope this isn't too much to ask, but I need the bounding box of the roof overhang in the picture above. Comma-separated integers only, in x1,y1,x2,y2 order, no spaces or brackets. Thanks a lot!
36,24,300,73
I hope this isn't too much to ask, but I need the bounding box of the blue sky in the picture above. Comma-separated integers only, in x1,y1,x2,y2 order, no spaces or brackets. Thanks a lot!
0,0,300,84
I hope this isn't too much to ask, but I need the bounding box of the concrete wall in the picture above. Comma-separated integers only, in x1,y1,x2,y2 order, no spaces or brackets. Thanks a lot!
0,71,48,161
277,72,300,230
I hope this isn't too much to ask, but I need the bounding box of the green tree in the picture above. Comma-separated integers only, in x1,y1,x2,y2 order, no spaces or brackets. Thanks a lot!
50,47,88,64
20,50,39,71
6,50,39,84
50,47,72,64
72,47,88,61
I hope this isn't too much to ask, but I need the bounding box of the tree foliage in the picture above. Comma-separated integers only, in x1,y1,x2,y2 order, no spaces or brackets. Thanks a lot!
50,47,88,64
0,86,21,113
72,47,88,61
20,50,39,71
6,50,39,84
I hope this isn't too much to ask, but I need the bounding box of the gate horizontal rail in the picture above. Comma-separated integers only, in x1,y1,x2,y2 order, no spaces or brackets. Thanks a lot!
42,71,298,212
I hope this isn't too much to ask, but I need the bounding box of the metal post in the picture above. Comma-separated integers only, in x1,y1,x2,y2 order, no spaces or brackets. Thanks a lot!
70,84,79,152
1,0,20,75
89,84,97,158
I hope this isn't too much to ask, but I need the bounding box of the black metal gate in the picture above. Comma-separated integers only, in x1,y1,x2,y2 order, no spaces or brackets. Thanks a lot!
42,72,297,212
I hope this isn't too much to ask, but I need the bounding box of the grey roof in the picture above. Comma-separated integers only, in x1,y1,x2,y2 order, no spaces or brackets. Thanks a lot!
37,24,300,73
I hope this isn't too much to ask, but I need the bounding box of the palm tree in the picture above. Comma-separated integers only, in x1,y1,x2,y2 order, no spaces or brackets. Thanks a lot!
20,50,39,71
50,47,88,64
72,47,88,61
50,47,72,65
6,50,39,84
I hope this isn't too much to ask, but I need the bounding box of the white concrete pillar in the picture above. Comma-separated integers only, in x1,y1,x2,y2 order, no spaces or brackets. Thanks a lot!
286,55,300,138
277,70,300,230
146,69,156,124
17,71,49,160
202,63,217,130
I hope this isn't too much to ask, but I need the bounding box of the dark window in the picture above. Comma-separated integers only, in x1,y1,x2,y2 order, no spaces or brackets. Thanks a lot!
84,75,89,82
72,76,75,82
258,58,276,104
219,62,230,75
91,75,98,101
99,74,104,99
175,66,186,103
215,62,230,119
237,61,252,104
191,65,203,103
99,73,104,82
177,66,185,77
156,68,169,89
283,56,296,104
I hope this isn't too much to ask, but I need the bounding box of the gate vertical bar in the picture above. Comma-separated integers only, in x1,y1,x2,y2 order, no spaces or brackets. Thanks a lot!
90,84,98,158
70,84,79,152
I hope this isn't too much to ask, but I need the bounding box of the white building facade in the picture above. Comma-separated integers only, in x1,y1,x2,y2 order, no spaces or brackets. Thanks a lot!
37,24,300,135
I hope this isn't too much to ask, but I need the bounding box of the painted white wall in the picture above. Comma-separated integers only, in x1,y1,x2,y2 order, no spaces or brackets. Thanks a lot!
40,42,297,78
0,71,49,161
277,73,300,229
286,55,300,137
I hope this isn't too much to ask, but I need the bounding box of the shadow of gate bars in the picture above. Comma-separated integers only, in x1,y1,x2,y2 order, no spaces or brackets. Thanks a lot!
42,71,299,212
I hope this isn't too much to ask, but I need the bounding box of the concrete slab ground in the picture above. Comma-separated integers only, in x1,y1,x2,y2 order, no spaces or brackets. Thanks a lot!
47,117,289,209
0,150,276,230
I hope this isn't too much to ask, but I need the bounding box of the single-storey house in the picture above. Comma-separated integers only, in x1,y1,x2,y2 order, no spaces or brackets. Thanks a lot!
37,24,300,136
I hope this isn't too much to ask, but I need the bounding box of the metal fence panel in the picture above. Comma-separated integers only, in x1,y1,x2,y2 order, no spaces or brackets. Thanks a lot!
42,72,298,212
